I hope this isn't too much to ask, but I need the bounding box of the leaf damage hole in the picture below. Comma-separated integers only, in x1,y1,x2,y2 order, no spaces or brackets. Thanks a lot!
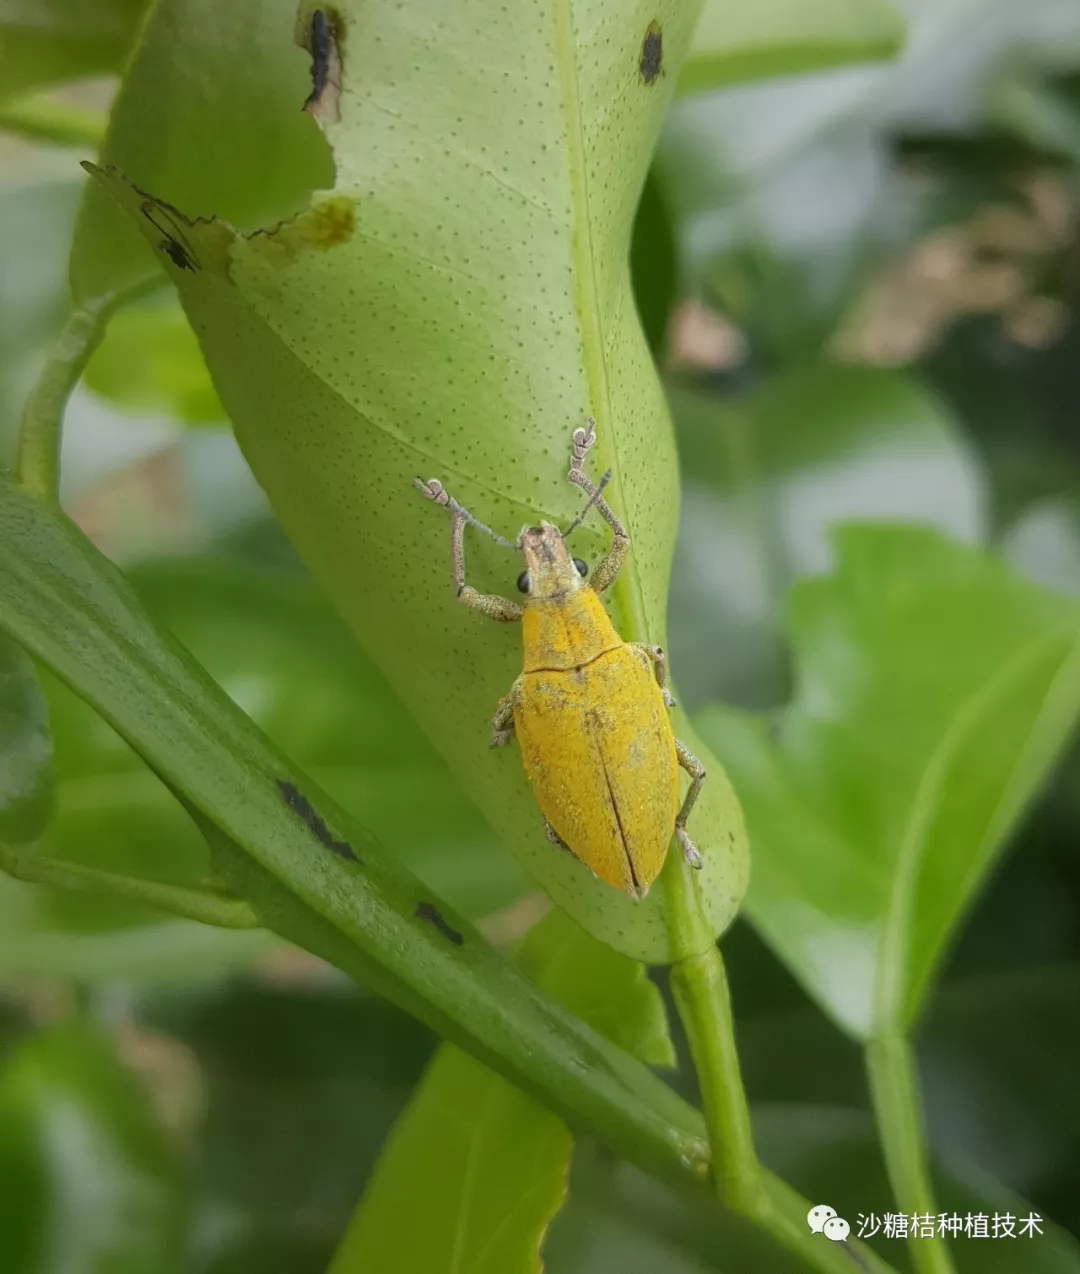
416,901,464,946
276,779,357,862
639,21,662,85
141,199,199,271
300,7,343,124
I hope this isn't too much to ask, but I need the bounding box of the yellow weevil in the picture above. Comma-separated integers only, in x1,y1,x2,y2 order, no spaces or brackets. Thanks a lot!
414,421,704,898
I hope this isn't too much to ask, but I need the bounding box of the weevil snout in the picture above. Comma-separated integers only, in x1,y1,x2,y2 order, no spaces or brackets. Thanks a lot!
518,522,586,599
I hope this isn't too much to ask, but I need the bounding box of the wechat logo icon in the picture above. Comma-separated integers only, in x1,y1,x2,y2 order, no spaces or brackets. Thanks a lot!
808,1205,850,1242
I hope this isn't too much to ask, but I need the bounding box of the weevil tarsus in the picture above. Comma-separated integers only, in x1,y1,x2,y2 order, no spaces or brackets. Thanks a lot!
674,738,706,869
567,419,630,594
490,681,520,747
414,477,523,622
630,642,677,708
544,818,574,854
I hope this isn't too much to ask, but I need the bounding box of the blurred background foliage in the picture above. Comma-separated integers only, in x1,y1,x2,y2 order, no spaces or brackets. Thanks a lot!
2,0,1080,1270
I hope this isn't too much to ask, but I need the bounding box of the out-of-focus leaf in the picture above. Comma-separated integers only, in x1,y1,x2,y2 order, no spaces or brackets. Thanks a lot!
87,0,749,963
143,983,434,1273
0,632,53,844
0,0,147,104
84,298,225,425
669,364,986,709
0,1019,187,1274
630,172,677,360
329,909,674,1274
69,0,333,304
680,0,904,97
697,526,1080,1038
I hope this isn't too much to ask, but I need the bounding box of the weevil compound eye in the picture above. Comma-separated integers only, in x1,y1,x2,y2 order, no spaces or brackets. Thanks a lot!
573,558,588,577
516,570,531,594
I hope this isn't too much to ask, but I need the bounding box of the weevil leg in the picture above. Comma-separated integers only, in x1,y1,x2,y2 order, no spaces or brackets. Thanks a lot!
673,738,705,870
414,478,523,621
544,818,575,856
567,419,631,594
490,680,521,747
630,642,676,708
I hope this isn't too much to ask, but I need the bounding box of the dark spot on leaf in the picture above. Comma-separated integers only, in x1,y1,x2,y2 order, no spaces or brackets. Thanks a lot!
306,196,355,249
301,8,343,123
141,200,199,271
639,21,662,85
416,901,464,946
276,779,357,862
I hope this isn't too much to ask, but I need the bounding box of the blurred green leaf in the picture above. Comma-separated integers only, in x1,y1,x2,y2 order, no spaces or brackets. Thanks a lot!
669,364,986,709
630,172,677,360
331,909,673,1274
0,0,146,105
84,299,224,425
142,982,434,1274
681,0,904,97
87,0,750,964
697,526,1080,1037
0,1019,187,1274
69,0,333,304
0,632,53,844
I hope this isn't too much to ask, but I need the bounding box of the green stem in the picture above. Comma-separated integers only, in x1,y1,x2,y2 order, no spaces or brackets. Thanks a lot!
0,94,107,149
16,282,154,502
867,1034,957,1274
666,861,895,1274
0,841,259,929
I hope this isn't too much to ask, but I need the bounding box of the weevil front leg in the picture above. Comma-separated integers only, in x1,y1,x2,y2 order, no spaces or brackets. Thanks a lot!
414,478,523,622
674,739,705,870
490,679,521,748
568,419,630,594
544,818,575,857
630,642,676,709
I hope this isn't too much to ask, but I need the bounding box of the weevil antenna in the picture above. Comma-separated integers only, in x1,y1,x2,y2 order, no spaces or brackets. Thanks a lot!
562,469,613,538
412,477,517,549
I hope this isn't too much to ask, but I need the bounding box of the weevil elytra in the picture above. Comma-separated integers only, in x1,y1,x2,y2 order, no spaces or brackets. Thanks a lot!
414,421,704,899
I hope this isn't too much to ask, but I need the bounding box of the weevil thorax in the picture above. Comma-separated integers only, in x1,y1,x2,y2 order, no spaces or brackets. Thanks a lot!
520,523,621,673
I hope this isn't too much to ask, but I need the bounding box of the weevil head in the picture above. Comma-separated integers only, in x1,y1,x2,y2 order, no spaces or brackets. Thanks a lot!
517,522,588,600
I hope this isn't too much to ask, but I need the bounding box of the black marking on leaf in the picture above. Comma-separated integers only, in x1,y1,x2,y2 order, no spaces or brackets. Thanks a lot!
302,8,343,122
141,200,199,271
276,779,357,862
416,901,464,946
639,21,663,85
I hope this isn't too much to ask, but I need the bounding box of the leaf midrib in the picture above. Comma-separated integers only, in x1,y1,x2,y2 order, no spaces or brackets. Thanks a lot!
552,0,651,643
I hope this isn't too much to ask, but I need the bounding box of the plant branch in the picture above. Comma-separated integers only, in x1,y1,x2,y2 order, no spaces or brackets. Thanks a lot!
666,862,896,1273
867,1034,957,1274
0,841,259,929
16,281,155,502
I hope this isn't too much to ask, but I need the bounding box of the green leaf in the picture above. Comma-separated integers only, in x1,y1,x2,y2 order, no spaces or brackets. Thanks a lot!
0,632,53,845
680,0,904,96
83,298,225,425
669,364,986,709
0,1019,187,1274
696,525,1080,1037
331,909,673,1274
68,0,333,304
86,0,749,963
0,0,147,105
0,478,710,1189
